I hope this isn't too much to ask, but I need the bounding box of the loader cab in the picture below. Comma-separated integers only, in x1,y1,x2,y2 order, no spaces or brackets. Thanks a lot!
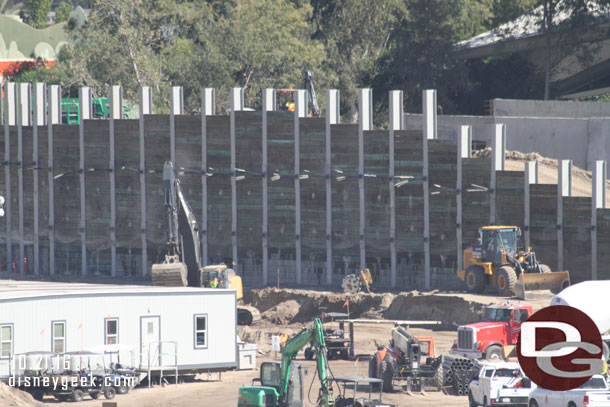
478,227,520,264
259,361,303,406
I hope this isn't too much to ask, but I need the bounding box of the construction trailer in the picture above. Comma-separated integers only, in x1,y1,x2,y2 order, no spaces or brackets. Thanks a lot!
0,280,237,380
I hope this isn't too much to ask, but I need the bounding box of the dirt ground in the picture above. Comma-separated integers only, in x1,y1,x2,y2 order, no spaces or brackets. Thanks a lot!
37,287,555,407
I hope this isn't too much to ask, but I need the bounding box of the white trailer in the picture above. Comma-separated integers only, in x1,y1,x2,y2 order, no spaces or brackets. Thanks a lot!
0,280,237,379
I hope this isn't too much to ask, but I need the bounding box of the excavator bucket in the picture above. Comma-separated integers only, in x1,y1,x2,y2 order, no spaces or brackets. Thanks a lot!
151,261,188,287
514,271,570,300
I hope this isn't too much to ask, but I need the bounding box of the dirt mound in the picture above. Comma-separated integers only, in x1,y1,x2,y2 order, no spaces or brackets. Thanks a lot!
0,383,42,407
383,292,486,325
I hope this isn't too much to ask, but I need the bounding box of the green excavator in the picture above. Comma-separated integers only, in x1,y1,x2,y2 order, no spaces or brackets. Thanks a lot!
238,318,334,407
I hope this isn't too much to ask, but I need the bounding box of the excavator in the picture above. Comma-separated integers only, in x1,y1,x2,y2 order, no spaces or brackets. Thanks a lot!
151,161,261,325
276,71,321,117
238,318,335,406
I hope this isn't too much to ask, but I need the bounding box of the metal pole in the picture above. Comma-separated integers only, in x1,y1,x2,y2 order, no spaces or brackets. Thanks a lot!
230,88,242,266
358,89,372,272
139,86,151,276
262,89,274,285
457,125,471,271
557,159,572,272
325,90,339,285
169,86,183,165
490,123,505,225
17,83,30,275
295,90,305,284
422,89,436,290
109,85,122,277
4,82,15,268
592,160,606,280
524,161,538,249
201,88,215,267
78,87,91,276
389,90,403,288
32,83,45,275
47,84,60,275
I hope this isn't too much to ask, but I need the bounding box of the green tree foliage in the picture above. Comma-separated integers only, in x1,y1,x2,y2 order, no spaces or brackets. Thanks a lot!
21,0,52,28
55,1,72,23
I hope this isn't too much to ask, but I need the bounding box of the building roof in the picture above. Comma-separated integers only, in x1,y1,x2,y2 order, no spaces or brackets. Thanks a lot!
0,279,230,302
0,14,68,61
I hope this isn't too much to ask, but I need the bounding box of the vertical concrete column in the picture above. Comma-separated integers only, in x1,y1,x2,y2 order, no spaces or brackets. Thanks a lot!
47,85,60,275
294,89,306,284
139,86,152,276
389,90,403,288
16,83,30,275
557,159,572,272
78,87,91,276
201,88,215,267
32,83,45,275
3,82,15,266
169,86,183,165
524,161,538,249
592,160,606,280
230,88,243,266
358,89,372,272
422,89,436,290
109,85,122,276
262,89,274,285
457,125,472,271
326,90,339,285
490,123,506,225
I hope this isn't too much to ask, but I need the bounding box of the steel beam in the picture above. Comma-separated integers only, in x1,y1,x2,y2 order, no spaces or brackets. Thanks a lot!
294,90,306,284
422,89,436,290
16,83,30,275
78,87,91,276
557,159,572,272
325,90,339,285
32,83,45,275
457,125,471,271
490,123,505,225
47,85,60,275
592,160,606,280
109,85,122,276
230,88,243,267
201,88,215,266
3,82,15,267
524,161,538,249
358,89,372,272
389,90,403,288
139,86,152,276
262,89,274,285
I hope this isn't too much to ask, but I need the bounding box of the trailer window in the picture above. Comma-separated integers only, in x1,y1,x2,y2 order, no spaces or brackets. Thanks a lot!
52,321,65,353
105,318,118,345
194,315,207,348
0,325,12,358
484,369,494,377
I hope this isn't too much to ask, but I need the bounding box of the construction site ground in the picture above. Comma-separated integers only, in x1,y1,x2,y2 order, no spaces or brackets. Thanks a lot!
4,287,555,407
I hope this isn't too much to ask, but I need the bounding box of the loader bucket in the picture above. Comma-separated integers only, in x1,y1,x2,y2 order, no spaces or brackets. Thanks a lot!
151,262,188,287
514,271,570,300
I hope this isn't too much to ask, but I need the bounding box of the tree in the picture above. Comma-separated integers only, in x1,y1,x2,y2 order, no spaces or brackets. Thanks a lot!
55,1,73,24
21,0,52,29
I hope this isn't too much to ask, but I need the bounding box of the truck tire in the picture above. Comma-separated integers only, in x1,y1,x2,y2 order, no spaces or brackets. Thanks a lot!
484,345,503,360
539,264,551,273
104,386,116,400
465,266,486,293
468,392,477,407
379,357,394,392
115,384,129,394
529,400,539,407
434,363,443,389
496,266,517,296
71,389,84,402
90,391,100,399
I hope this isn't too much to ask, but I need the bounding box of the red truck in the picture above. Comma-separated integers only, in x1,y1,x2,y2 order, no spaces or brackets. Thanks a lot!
450,302,533,360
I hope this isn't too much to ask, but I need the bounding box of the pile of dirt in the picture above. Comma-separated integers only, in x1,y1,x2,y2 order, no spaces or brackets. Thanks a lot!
383,292,486,325
0,383,42,407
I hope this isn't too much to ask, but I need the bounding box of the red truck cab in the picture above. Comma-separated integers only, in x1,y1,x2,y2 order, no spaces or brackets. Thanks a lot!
450,303,532,360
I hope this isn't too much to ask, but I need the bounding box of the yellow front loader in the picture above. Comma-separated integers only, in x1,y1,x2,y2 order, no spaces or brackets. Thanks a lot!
456,226,570,299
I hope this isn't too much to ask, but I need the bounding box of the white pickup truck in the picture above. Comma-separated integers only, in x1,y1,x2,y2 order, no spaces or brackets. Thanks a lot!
528,375,610,407
469,361,535,407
